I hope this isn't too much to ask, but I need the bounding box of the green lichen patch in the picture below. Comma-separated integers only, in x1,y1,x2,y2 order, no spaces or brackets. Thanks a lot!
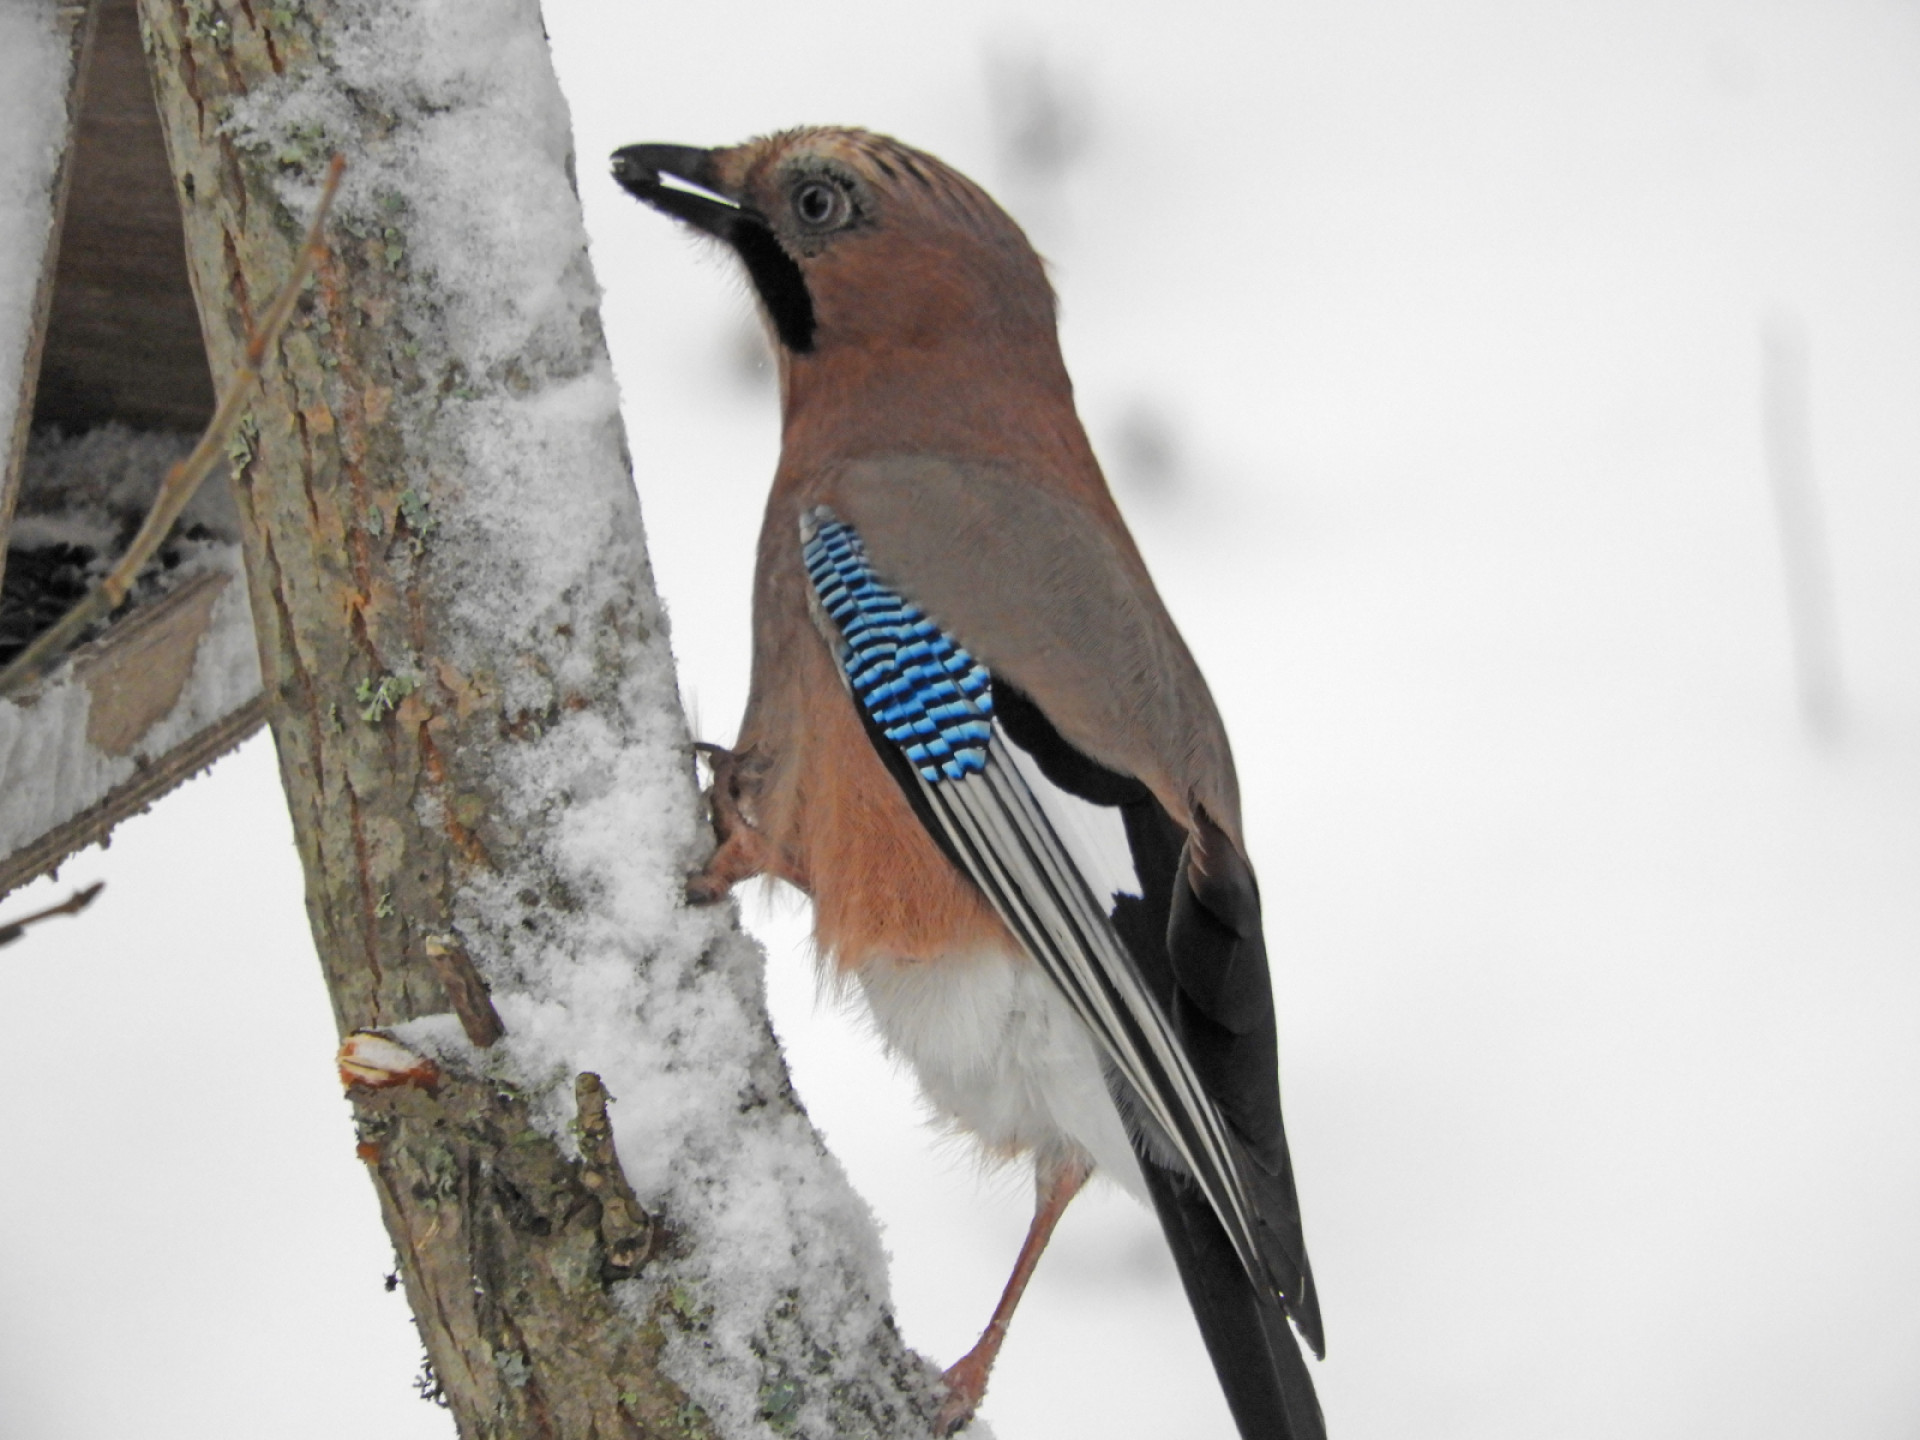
356,672,417,722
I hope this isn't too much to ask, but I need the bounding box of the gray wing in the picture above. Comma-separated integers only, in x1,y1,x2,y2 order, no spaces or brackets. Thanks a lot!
823,453,1243,844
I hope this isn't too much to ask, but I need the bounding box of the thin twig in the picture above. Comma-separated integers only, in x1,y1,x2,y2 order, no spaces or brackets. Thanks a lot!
0,881,104,947
0,155,346,699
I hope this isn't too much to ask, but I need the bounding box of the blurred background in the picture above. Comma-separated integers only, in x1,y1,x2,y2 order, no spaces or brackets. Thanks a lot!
3,1,1917,1436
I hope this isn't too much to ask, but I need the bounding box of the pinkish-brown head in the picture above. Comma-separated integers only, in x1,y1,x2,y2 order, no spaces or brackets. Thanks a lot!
612,127,1057,362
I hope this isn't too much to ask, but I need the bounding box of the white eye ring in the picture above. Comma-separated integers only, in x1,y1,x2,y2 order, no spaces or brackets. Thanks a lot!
792,179,849,230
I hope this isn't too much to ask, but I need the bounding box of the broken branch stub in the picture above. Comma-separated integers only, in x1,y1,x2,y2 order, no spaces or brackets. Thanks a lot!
0,880,104,948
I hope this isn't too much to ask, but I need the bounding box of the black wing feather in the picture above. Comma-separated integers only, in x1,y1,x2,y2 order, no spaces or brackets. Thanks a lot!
1141,1158,1327,1440
999,682,1322,1353
995,688,1329,1438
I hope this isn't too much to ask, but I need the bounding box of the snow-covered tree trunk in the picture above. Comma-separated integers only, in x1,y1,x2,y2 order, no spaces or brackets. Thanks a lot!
137,2,946,1435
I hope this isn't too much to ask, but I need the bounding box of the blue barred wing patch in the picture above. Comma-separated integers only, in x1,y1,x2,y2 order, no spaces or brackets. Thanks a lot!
801,507,994,783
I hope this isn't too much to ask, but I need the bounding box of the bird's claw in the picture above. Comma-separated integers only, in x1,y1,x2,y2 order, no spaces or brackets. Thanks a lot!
686,743,756,904
934,1352,992,1435
684,829,761,905
682,867,732,906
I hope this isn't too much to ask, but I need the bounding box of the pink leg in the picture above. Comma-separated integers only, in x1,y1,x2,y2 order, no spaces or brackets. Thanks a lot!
936,1158,1091,1435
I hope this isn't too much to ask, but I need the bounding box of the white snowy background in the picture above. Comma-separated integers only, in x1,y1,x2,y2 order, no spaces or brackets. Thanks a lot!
3,1,1917,1437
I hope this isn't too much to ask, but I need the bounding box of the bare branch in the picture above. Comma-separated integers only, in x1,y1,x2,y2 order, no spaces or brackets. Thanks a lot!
0,880,104,947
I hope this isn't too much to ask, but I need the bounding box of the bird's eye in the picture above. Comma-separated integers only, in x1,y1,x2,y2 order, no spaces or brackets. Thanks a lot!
792,179,849,231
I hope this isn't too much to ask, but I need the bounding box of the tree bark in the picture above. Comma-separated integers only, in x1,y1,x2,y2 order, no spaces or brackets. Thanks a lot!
136,2,944,1436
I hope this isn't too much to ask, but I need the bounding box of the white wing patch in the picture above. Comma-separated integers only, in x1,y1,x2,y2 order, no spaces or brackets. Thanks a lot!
999,724,1141,910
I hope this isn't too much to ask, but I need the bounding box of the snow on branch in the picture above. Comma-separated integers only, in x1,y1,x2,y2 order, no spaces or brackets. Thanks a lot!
136,0,961,1434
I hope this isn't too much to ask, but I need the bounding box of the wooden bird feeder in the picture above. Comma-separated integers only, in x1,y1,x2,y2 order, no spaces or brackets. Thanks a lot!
0,0,267,897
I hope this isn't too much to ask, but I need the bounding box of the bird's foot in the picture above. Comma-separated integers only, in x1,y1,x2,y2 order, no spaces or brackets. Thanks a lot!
685,742,803,903
684,831,762,905
686,743,758,903
933,1335,1002,1435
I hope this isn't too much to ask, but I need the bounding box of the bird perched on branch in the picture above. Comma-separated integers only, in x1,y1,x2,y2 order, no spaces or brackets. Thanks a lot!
614,127,1324,1439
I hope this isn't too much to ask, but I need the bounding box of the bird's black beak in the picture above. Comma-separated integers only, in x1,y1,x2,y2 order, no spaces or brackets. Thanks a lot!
611,144,743,239
611,141,818,354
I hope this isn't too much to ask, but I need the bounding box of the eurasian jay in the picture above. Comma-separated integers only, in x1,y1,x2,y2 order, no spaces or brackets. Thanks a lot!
613,128,1324,1440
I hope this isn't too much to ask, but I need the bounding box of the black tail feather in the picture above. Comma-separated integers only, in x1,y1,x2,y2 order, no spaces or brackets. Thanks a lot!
1139,1157,1326,1440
